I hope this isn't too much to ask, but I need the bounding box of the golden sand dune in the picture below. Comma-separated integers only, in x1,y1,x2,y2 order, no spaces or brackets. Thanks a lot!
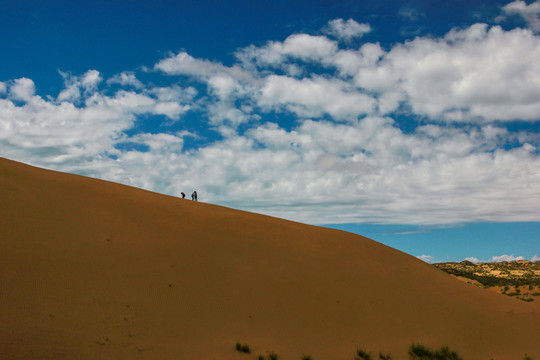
1,157,539,360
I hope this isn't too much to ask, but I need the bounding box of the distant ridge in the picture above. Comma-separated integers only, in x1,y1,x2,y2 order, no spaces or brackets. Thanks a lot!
1,157,539,360
434,260,540,304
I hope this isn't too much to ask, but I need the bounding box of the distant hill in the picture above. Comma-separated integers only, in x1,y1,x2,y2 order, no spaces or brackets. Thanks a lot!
434,260,540,304
1,157,539,360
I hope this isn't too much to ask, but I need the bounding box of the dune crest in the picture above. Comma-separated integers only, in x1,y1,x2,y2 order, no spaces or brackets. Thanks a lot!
1,157,539,360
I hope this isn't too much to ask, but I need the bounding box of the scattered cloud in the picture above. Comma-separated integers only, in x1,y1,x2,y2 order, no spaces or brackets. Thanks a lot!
324,19,371,41
10,78,35,101
2,19,540,225
491,254,525,262
501,0,540,32
531,254,540,261
417,255,435,263
107,72,144,89
464,257,481,263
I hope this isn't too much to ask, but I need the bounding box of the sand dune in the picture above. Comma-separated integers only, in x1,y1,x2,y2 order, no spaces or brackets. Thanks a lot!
1,157,539,360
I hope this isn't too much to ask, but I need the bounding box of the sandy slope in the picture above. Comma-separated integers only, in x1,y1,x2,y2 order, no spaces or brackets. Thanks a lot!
1,157,539,360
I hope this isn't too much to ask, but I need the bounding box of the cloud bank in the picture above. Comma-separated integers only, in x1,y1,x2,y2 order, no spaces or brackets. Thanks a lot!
2,16,540,225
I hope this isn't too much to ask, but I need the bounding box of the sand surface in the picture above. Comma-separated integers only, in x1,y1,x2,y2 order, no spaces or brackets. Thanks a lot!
1,157,539,360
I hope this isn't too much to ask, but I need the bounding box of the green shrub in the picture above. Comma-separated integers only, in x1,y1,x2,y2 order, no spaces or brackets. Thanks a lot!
433,346,461,360
409,343,431,359
355,349,372,360
408,343,462,360
268,352,279,360
379,352,391,360
235,342,250,354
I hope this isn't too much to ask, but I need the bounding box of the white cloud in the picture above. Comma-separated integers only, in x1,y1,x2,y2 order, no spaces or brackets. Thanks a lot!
464,257,481,263
154,51,251,83
417,255,435,263
279,33,338,61
491,254,525,262
532,254,540,261
153,102,189,120
378,24,540,121
258,75,376,119
325,18,371,41
0,82,6,94
107,72,144,88
2,19,540,226
81,70,102,91
237,33,338,67
57,70,103,102
502,0,540,32
10,78,35,101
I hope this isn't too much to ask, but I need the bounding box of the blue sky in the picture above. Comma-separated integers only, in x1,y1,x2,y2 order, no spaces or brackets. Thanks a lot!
1,0,539,263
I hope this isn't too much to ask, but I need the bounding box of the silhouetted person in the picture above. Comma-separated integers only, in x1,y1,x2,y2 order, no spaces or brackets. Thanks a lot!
181,192,185,199
191,191,197,201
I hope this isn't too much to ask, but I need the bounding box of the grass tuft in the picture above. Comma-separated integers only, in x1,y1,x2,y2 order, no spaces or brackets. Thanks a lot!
355,348,372,360
235,342,250,354
409,343,462,360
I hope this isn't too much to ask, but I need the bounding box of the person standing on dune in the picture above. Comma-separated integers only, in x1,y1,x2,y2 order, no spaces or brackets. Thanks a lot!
181,192,185,199
191,191,197,201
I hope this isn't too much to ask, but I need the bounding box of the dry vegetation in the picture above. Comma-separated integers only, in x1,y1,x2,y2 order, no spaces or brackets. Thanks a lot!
434,260,540,302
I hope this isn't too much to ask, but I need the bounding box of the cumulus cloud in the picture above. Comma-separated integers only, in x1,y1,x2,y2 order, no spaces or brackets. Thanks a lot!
417,255,435,263
107,72,144,88
2,19,540,226
491,254,525,262
235,21,540,122
363,24,540,121
532,254,540,261
237,33,338,68
325,18,372,41
464,257,481,263
10,78,36,101
0,77,193,168
258,75,376,119
502,0,540,32
0,82,6,94
57,70,103,102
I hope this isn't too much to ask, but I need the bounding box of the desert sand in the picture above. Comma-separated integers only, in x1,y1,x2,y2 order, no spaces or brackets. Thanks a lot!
1,157,539,360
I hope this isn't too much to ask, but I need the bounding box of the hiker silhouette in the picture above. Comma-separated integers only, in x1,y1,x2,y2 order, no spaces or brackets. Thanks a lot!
191,191,197,201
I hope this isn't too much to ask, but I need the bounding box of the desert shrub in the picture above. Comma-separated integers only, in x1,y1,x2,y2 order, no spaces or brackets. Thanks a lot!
235,342,250,353
355,349,372,360
433,346,461,360
301,355,312,360
523,355,534,360
257,355,265,360
408,343,462,360
268,351,279,360
379,352,391,360
409,343,431,359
